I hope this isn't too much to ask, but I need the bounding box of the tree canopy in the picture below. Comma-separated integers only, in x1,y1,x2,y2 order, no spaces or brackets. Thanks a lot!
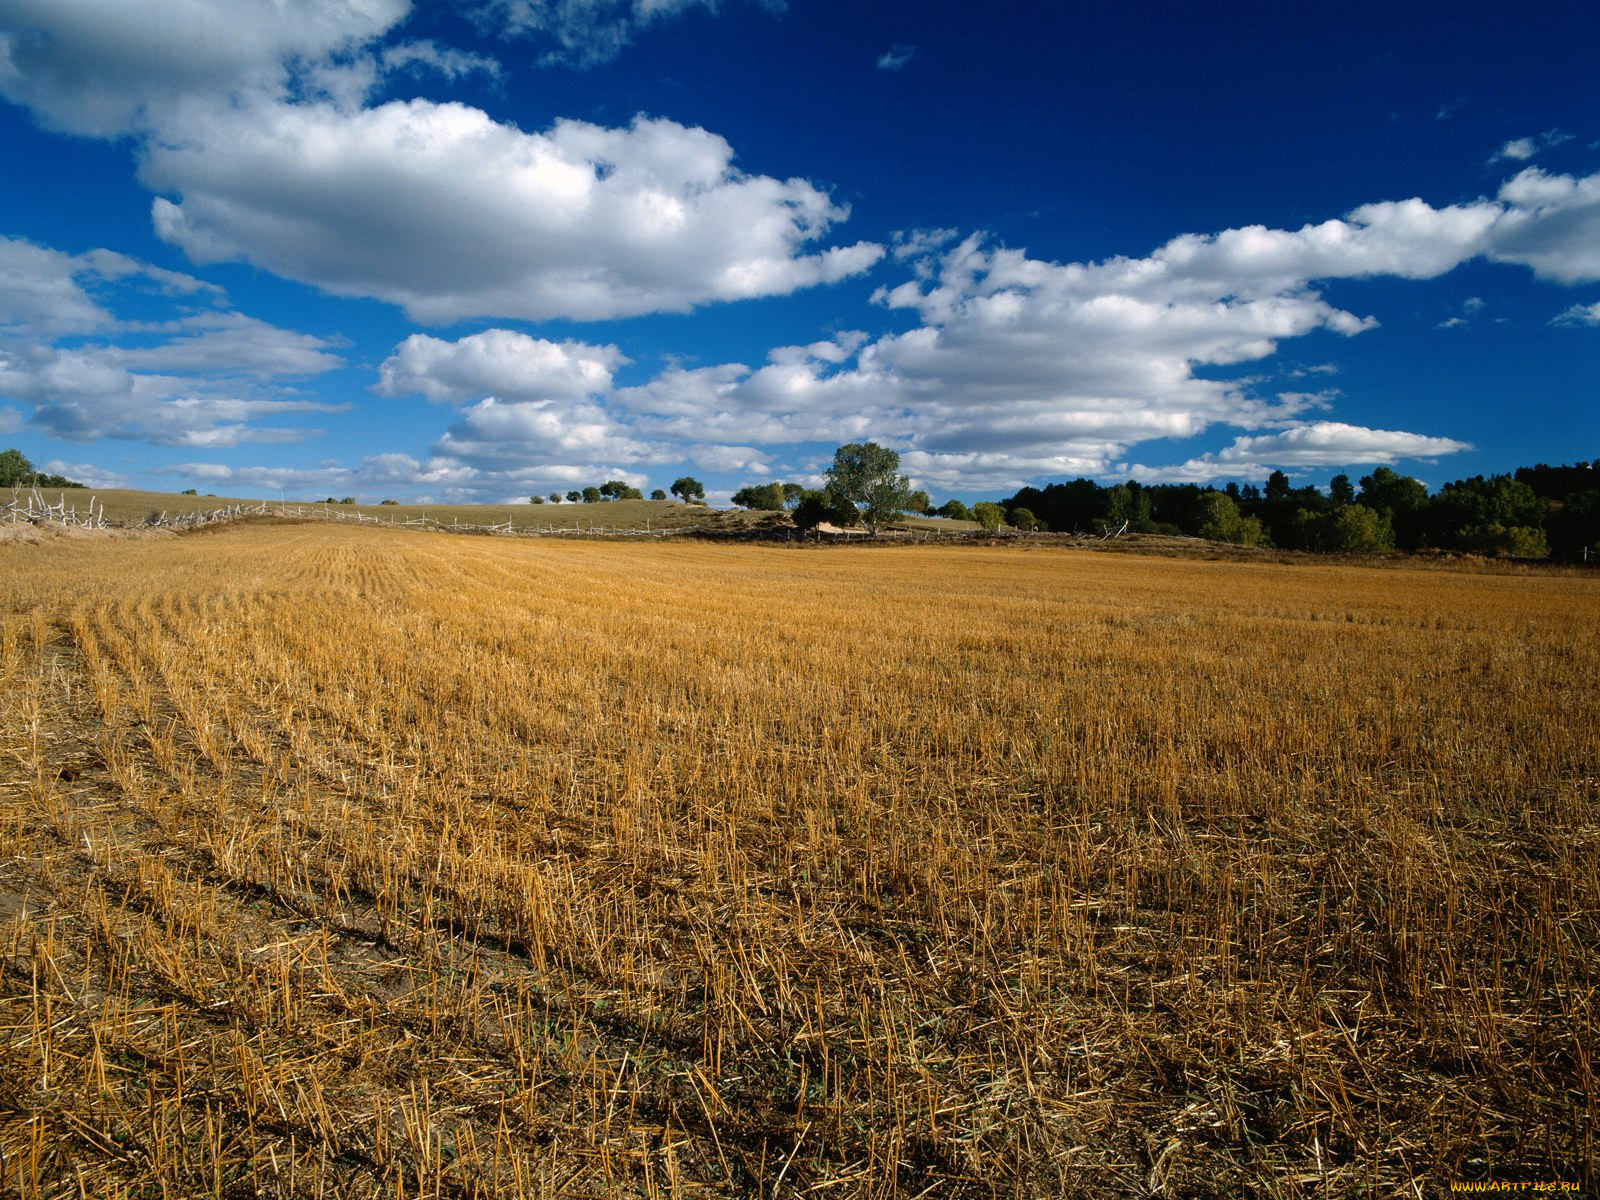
824,442,912,535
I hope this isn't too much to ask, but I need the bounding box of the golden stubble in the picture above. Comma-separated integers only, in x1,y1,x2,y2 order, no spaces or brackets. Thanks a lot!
1,524,1595,1197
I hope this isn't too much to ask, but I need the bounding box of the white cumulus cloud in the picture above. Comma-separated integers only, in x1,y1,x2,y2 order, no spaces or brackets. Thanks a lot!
1488,168,1600,284
3,0,879,324
376,330,625,403
0,234,345,446
144,103,882,322
0,0,409,135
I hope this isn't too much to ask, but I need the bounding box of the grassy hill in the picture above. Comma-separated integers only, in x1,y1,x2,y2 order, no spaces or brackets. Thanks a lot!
10,488,760,532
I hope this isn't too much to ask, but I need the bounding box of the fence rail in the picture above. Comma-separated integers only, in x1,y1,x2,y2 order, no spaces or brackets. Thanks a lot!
4,487,108,529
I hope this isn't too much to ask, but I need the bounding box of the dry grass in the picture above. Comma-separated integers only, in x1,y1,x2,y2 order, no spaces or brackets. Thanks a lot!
0,523,1594,1198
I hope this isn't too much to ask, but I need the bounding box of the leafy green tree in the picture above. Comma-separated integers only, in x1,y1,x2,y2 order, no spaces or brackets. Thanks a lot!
1358,467,1430,549
731,482,786,510
0,448,33,486
581,486,602,504
1323,504,1395,552
530,495,545,504
670,476,705,503
824,441,911,535
934,498,973,521
650,488,667,500
549,492,563,503
1329,473,1355,506
971,501,1007,531
1198,491,1267,546
905,489,932,514
1423,474,1548,557
1430,474,1544,545
1104,482,1151,532
1358,467,1428,513
565,490,581,503
599,479,642,501
1010,506,1043,531
791,488,858,532
782,482,806,508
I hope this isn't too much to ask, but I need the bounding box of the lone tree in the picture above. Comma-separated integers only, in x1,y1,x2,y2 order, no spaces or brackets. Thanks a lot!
824,441,911,535
670,476,705,503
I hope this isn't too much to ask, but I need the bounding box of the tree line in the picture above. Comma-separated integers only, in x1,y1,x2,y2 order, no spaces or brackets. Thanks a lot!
531,477,708,505
716,444,1598,560
994,463,1600,560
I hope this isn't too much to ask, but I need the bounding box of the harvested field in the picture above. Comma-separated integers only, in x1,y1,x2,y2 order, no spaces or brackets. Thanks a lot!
0,523,1595,1197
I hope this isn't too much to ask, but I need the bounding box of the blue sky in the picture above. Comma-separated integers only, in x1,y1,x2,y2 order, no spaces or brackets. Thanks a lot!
1,0,1596,505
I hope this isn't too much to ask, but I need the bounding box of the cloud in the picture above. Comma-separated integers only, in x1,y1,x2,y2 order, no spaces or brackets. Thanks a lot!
385,164,1595,493
376,330,624,403
378,40,501,83
38,458,128,488
471,0,783,68
5,340,345,446
1490,129,1573,164
1488,168,1600,284
1552,301,1600,327
0,235,346,446
1124,423,1474,483
1438,298,1483,329
592,173,1600,488
0,234,219,337
145,103,883,322
4,1,875,324
432,396,650,468
877,44,916,70
0,0,409,136
1494,138,1537,163
474,0,704,67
